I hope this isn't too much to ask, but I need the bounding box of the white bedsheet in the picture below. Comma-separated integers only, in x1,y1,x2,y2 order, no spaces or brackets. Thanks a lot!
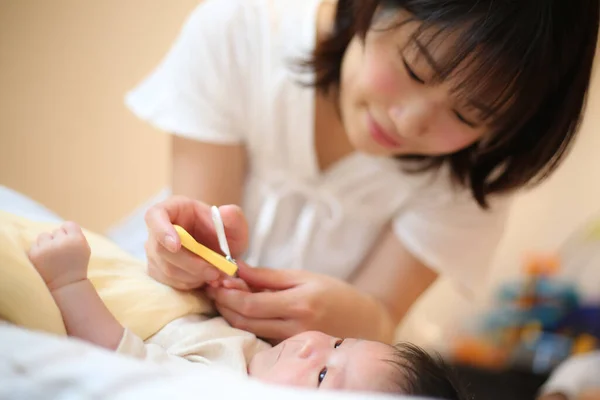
0,323,423,400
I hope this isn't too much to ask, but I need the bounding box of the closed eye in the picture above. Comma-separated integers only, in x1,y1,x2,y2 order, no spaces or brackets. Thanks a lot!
334,339,344,349
402,58,425,84
454,111,477,128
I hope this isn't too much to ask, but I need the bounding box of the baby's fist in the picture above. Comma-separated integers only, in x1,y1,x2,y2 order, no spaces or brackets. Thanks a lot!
28,222,91,291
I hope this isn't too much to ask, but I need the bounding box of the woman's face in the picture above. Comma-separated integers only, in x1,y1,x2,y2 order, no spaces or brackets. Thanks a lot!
339,11,492,157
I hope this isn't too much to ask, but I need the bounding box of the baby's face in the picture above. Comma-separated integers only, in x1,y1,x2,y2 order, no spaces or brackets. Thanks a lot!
248,331,397,392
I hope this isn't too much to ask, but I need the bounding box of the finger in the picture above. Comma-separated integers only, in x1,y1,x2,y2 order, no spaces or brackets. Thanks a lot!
27,241,39,257
215,304,295,340
147,262,202,291
207,280,222,288
208,287,293,319
144,196,202,252
53,227,66,240
148,238,222,281
37,232,53,246
222,278,250,292
236,262,299,290
62,221,83,235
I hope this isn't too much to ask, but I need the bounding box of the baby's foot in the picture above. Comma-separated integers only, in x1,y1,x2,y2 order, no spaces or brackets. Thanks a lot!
28,222,91,291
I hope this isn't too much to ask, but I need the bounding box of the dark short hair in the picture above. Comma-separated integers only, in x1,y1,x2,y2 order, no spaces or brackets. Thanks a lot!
300,0,599,208
385,342,470,399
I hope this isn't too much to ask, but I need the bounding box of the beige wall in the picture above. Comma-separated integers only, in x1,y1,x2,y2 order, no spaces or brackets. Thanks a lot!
1,1,599,284
0,0,202,231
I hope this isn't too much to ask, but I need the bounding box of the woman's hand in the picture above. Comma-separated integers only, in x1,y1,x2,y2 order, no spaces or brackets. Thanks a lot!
205,262,394,343
144,195,249,290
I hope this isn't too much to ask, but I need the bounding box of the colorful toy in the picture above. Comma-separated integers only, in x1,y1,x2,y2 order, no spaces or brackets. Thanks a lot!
451,251,600,374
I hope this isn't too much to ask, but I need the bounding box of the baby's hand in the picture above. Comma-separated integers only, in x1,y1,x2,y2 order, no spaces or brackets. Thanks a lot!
28,222,91,291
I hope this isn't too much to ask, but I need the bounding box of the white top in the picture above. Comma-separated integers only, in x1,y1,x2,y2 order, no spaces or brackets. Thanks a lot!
125,0,513,295
117,316,270,375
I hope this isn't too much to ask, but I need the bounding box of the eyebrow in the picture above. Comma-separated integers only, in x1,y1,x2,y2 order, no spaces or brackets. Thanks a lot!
413,38,496,117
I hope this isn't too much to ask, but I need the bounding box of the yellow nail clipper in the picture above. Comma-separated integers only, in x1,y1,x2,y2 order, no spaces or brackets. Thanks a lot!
173,206,238,277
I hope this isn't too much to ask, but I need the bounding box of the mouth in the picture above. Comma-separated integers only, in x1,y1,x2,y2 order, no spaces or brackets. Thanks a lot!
367,113,402,149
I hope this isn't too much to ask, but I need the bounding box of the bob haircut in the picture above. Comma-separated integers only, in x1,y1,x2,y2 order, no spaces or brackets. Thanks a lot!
302,0,599,208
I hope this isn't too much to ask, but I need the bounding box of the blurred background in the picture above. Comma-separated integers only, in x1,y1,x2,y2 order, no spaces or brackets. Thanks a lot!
0,0,199,231
1,2,599,398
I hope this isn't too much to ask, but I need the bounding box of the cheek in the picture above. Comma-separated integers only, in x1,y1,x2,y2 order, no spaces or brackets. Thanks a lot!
361,46,401,101
429,122,482,152
260,361,315,388
343,36,401,105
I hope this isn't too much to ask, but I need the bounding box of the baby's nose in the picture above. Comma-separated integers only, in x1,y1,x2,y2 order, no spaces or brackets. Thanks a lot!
297,341,313,359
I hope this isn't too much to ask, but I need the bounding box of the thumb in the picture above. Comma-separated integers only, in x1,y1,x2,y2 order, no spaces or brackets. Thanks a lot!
218,205,248,257
236,261,299,290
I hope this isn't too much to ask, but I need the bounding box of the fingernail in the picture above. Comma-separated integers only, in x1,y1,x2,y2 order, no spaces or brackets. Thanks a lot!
164,235,177,252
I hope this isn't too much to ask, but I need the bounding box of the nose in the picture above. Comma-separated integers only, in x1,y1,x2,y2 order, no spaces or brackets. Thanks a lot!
297,336,323,359
295,332,332,359
297,341,312,359
389,104,429,138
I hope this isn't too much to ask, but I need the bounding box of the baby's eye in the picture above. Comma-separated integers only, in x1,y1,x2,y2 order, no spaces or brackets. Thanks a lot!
334,339,343,349
318,367,328,386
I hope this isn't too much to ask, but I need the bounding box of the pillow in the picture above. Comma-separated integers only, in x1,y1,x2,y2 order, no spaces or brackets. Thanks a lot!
0,211,214,340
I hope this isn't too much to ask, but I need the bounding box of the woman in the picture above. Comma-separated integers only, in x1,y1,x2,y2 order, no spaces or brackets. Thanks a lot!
121,0,598,344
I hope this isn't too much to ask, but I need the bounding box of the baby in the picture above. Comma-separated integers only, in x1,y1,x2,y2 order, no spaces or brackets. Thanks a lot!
28,221,469,398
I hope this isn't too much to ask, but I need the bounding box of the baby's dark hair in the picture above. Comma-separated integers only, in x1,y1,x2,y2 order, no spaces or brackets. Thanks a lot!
302,0,599,208
384,342,470,399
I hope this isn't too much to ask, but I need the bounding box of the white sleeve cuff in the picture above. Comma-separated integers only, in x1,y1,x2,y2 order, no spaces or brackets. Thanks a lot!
115,328,148,359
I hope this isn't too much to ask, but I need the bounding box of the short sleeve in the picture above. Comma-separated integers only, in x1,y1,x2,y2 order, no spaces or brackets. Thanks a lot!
393,176,513,296
124,0,253,144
